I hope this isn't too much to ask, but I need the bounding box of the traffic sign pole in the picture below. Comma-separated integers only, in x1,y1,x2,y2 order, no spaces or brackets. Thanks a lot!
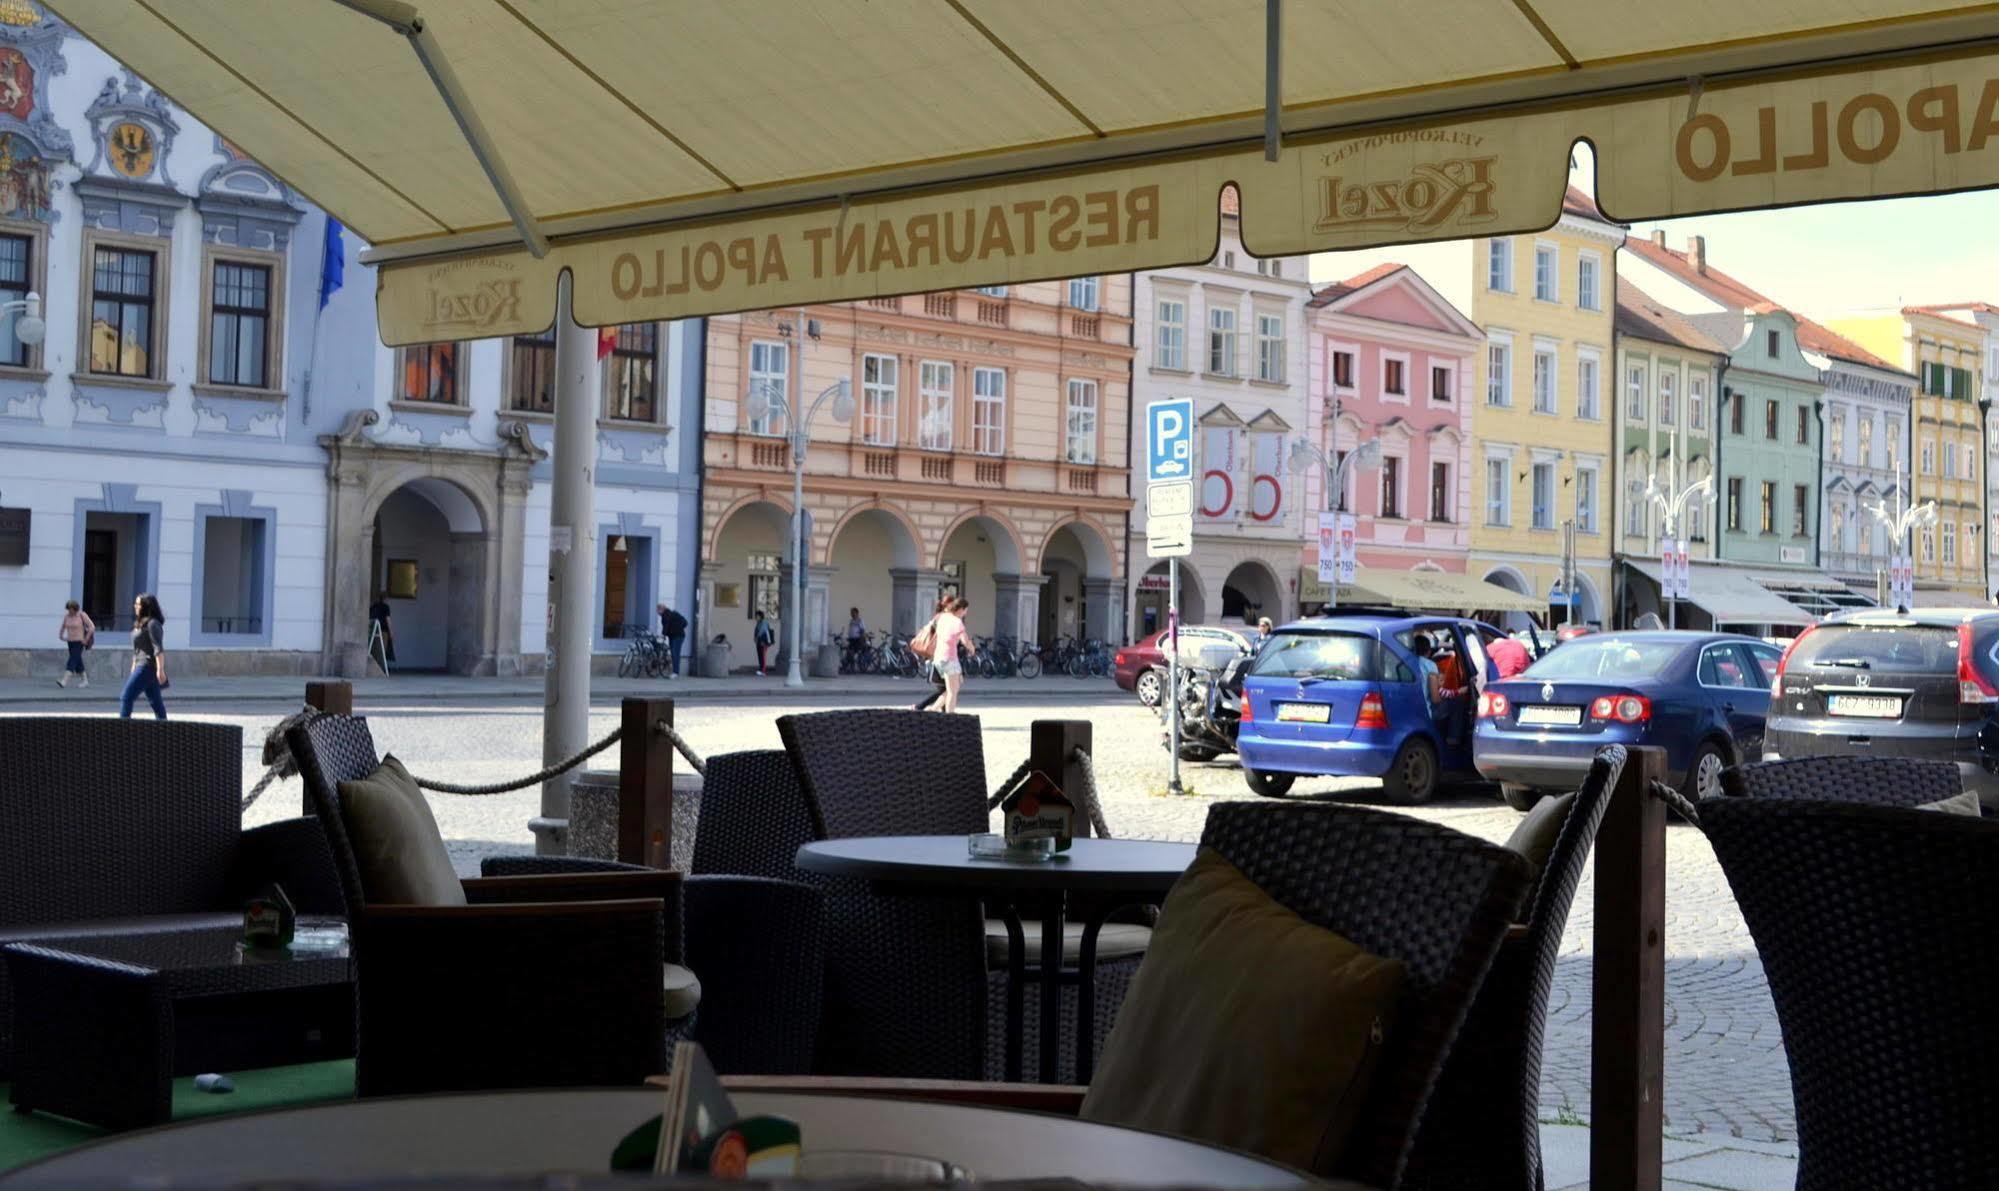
1167,557,1181,796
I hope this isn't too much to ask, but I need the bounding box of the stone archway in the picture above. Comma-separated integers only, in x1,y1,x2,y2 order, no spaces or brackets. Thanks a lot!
1038,516,1120,645
1222,559,1285,626
1481,565,1536,632
939,511,1029,641
705,494,800,672
826,504,921,645
1134,560,1208,638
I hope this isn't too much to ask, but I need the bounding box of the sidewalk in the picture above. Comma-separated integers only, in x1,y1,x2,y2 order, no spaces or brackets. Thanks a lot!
1540,1124,1799,1189
0,670,1122,705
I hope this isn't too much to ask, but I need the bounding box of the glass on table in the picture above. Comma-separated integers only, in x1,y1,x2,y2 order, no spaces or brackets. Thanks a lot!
967,832,1055,861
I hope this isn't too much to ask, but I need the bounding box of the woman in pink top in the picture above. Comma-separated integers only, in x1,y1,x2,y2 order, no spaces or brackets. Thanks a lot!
932,596,970,713
56,600,95,688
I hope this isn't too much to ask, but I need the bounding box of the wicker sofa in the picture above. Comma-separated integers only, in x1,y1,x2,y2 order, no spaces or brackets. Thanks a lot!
0,718,344,1075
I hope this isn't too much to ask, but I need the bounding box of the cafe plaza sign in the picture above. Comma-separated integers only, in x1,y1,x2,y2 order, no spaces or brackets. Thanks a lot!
377,46,1999,346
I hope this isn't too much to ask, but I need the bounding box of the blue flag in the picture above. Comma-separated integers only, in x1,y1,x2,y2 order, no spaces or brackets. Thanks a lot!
317,216,345,310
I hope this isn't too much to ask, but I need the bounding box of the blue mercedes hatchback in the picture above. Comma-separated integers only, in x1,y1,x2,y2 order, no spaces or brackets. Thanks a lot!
1237,612,1508,803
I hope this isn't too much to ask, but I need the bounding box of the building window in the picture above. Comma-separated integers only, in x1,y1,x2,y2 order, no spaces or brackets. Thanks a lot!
1658,372,1676,426
1155,299,1186,369
972,366,1006,455
747,550,781,620
508,328,555,412
1487,238,1512,292
605,323,658,422
1486,458,1510,526
1487,339,1511,406
1531,462,1555,529
974,285,1007,297
1764,399,1779,440
1922,361,1974,399
1689,376,1707,429
1384,356,1406,396
1828,411,1844,461
1767,329,1780,358
1576,465,1598,532
1729,391,1744,435
1922,526,1936,563
1792,484,1809,536
1831,502,1846,552
1430,364,1452,404
1255,313,1285,382
1577,252,1602,311
918,360,953,451
1796,405,1810,445
0,232,30,367
1533,243,1557,301
1626,476,1647,536
747,340,789,435
1068,275,1099,312
1533,349,1556,413
1207,307,1238,376
1886,418,1901,471
1379,455,1402,519
1332,349,1355,388
1943,520,1958,565
88,245,158,378
1858,415,1873,463
1760,481,1776,534
1577,354,1600,420
1065,377,1098,464
1922,438,1936,475
1725,477,1743,531
1944,438,1958,479
198,515,267,637
1430,461,1450,522
1270,260,1282,278
205,260,272,388
1626,365,1648,421
398,343,459,404
1689,483,1707,540
861,352,898,446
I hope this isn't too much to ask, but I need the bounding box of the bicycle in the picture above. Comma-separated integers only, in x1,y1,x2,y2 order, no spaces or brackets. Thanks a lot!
617,630,672,679
1012,637,1043,679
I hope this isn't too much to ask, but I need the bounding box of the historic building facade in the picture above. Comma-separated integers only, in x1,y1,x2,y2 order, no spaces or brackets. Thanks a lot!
1127,190,1310,638
700,278,1134,670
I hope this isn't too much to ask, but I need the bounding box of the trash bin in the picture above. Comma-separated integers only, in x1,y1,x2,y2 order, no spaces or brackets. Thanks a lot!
813,642,842,677
565,768,703,871
703,640,733,677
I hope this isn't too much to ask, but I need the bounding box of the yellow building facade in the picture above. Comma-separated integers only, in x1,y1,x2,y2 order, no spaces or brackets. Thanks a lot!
1833,309,1987,596
1467,190,1625,627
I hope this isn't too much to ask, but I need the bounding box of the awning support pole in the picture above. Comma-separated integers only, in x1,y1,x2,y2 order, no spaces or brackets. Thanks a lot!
335,0,550,258
1264,0,1282,162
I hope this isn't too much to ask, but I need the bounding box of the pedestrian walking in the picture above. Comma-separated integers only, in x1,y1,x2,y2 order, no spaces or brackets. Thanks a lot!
658,602,688,678
842,606,867,670
932,596,971,713
368,592,396,666
56,600,95,687
753,610,776,676
119,593,169,720
911,597,949,710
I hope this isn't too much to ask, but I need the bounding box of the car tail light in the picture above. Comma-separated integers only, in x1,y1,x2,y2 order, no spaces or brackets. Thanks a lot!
1114,651,1127,667
1771,625,1816,695
1355,690,1389,730
1477,691,1511,718
1239,694,1253,723
1959,624,1998,703
1589,694,1653,724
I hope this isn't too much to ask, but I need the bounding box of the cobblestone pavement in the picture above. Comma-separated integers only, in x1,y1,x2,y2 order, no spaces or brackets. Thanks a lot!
17,685,1792,1143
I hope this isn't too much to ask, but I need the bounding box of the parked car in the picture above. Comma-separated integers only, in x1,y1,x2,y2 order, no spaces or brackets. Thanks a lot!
1763,608,1999,806
1236,612,1508,803
1474,631,1782,810
1114,625,1253,707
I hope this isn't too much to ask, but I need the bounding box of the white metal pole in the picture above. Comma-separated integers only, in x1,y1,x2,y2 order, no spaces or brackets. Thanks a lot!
786,311,807,688
1326,451,1342,613
1167,557,1182,796
537,271,598,855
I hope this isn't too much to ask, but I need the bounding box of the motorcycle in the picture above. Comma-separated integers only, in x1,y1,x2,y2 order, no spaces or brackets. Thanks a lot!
1161,652,1248,762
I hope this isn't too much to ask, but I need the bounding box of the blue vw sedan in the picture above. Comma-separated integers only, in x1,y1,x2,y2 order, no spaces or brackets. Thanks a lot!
1473,631,1784,810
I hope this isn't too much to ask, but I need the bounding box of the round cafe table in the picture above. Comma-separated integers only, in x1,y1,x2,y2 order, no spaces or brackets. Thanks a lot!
0,1089,1307,1188
794,836,1196,1084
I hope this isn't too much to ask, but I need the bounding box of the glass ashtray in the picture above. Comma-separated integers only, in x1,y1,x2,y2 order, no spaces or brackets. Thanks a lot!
967,832,1055,862
797,1149,968,1182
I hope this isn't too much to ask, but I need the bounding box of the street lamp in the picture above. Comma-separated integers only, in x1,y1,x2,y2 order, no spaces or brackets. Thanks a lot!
0,292,44,348
1289,436,1381,611
1643,473,1713,629
1864,486,1938,612
746,374,853,687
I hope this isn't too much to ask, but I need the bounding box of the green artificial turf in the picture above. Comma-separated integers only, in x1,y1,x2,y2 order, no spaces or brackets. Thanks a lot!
0,1060,355,1172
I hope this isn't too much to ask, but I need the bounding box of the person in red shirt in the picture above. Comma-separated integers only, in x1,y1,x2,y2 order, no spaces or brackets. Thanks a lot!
1487,635,1531,679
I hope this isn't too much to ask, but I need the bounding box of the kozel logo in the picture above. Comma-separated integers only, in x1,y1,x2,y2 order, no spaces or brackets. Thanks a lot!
425,275,522,333
1315,155,1499,236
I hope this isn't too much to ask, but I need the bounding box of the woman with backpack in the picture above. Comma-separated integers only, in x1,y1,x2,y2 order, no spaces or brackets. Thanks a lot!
753,610,776,676
931,596,971,713
56,600,95,688
119,593,169,720
911,597,950,710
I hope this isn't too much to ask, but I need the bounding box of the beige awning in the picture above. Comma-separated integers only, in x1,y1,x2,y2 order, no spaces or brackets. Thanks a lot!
43,2,1999,343
1305,567,1548,615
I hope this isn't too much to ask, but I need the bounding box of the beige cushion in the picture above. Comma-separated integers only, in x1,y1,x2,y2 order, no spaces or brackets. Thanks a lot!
336,755,467,907
663,963,702,1019
1503,790,1575,879
1080,847,1404,1174
983,919,1152,966
1918,788,1983,816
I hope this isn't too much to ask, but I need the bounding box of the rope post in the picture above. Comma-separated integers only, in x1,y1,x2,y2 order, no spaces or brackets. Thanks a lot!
303,682,353,816
1591,743,1668,1191
1029,720,1092,837
618,697,675,869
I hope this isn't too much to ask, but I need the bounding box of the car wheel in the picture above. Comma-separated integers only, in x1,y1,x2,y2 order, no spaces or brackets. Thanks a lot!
1382,737,1441,805
1243,767,1295,798
1684,741,1730,803
1500,783,1543,812
1134,668,1164,708
1178,744,1220,762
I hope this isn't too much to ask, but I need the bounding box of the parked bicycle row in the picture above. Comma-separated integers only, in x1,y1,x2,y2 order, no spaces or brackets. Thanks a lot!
837,630,1114,678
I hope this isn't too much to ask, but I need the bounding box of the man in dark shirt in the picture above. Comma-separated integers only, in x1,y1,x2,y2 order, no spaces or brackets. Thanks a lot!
658,603,688,678
368,593,395,665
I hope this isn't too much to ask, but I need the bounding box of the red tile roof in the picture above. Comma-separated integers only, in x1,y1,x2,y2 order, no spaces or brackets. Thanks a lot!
1307,262,1408,307
1614,280,1727,354
1562,185,1608,221
1793,317,1898,372
1220,186,1240,217
1901,303,1987,331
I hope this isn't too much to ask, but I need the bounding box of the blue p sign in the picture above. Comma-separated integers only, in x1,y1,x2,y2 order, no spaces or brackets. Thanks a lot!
1146,398,1194,483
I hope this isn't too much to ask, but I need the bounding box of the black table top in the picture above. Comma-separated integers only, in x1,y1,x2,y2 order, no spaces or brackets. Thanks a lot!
796,835,1197,893
1,921,351,996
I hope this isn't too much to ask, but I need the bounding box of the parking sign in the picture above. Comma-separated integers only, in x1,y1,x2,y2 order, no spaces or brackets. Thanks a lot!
1146,398,1195,484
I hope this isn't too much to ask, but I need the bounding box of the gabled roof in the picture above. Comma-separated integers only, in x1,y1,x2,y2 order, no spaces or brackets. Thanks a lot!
1613,280,1727,355
1901,303,1988,331
1794,316,1901,373
1563,185,1608,222
1307,262,1407,306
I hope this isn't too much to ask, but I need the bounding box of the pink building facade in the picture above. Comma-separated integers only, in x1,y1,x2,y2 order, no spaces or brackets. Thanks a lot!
1305,266,1482,586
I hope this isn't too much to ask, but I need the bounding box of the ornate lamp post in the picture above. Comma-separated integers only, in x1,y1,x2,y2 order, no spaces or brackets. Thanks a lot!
745,374,853,687
1289,436,1381,612
1643,474,1713,630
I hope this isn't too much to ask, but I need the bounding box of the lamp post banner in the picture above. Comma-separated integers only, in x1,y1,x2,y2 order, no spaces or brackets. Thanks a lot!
377,44,1999,345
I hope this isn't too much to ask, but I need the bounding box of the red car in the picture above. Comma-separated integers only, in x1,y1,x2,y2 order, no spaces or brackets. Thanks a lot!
1114,625,1254,707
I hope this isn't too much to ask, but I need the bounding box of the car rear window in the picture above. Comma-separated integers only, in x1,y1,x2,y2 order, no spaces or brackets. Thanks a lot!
1249,631,1380,681
1524,638,1680,680
1788,624,1959,675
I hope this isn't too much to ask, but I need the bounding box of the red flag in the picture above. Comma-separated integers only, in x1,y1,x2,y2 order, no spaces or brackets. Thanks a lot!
596,326,617,361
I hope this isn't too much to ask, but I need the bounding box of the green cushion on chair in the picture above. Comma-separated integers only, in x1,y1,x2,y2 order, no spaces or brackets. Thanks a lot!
336,755,467,907
1503,790,1575,878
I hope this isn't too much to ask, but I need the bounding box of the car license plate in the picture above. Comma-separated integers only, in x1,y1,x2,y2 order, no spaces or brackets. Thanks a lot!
1828,693,1901,718
1517,704,1583,727
1275,703,1331,723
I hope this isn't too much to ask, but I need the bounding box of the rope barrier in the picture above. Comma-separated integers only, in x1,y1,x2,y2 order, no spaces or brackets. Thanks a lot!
987,758,1034,810
1648,778,1702,824
411,726,624,795
657,719,707,776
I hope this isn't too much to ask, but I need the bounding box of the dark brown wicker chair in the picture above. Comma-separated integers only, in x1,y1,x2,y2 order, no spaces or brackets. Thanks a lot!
287,713,677,1096
1404,745,1626,1191
1701,797,1999,1190
1720,755,1964,807
1198,801,1533,1189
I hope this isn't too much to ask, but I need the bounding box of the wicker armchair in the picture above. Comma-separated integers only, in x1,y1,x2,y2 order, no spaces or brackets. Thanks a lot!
288,713,677,1096
1720,755,1964,807
1198,802,1532,1189
1702,797,1999,1190
1404,745,1626,1191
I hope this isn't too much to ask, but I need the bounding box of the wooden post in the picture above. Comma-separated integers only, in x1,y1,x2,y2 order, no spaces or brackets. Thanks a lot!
1591,744,1667,1191
302,681,354,816
1028,720,1093,836
618,697,675,869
